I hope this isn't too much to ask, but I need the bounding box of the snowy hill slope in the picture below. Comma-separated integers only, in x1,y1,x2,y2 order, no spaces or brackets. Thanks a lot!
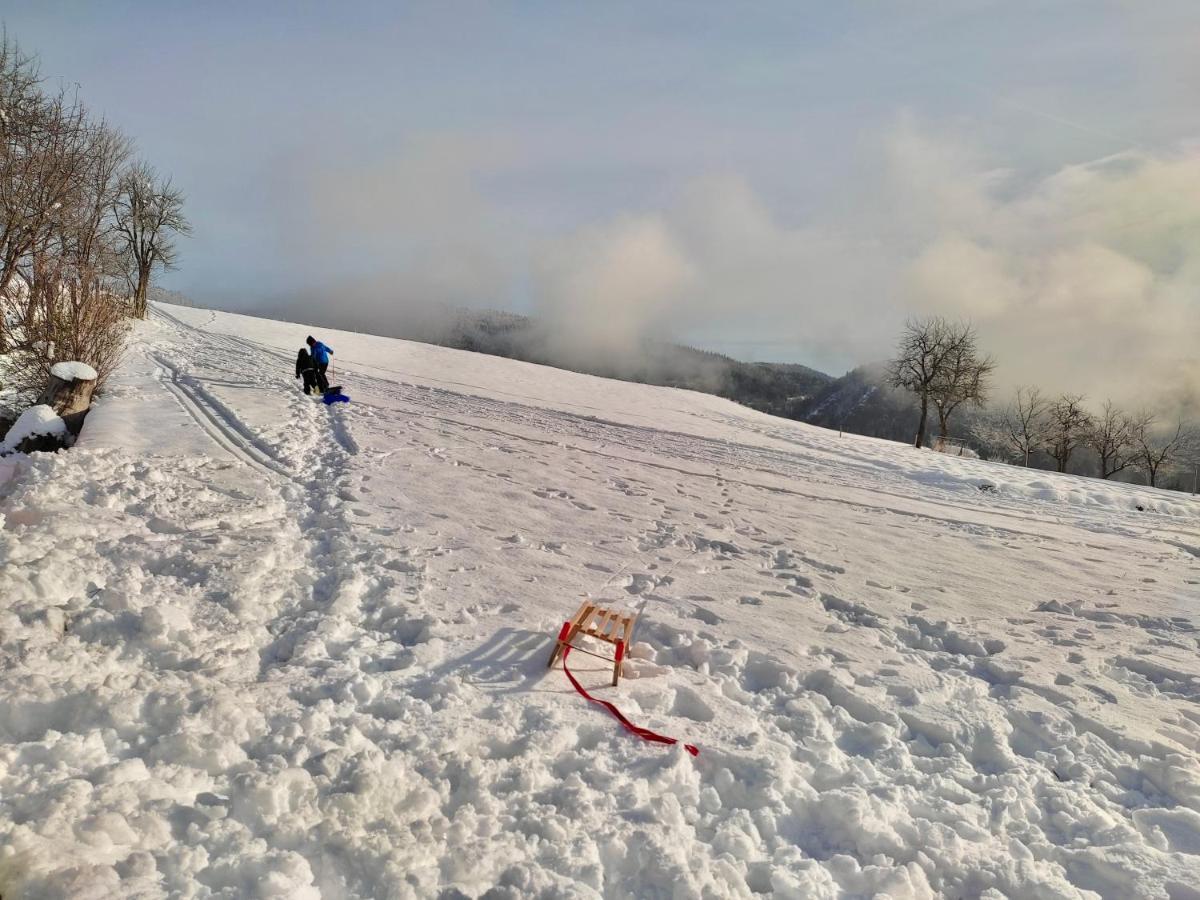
1,303,1199,898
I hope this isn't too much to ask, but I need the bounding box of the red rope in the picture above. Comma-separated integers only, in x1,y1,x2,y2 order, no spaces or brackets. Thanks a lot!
561,644,699,757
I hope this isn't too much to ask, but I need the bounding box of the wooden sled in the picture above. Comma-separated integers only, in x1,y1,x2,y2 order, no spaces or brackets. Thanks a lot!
548,601,638,686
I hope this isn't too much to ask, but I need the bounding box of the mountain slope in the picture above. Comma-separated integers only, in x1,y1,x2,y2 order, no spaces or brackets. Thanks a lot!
1,303,1198,898
251,299,834,421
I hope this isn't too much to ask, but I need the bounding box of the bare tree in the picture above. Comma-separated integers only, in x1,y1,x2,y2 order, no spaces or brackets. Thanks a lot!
114,160,190,318
8,117,131,397
1087,400,1136,479
0,32,42,343
0,30,39,127
0,35,92,351
1045,394,1093,473
929,322,995,441
1132,414,1184,488
0,28,188,406
887,316,953,448
1000,386,1049,466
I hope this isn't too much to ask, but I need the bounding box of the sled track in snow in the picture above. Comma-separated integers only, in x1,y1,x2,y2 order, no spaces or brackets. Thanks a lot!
152,352,294,480
154,306,360,457
154,305,294,372
151,303,1198,569
151,313,387,686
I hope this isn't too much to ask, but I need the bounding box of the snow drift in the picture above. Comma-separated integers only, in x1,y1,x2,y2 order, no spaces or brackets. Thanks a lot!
0,303,1198,898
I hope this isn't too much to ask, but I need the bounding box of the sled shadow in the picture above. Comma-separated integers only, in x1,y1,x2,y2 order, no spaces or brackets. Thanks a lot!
420,626,561,695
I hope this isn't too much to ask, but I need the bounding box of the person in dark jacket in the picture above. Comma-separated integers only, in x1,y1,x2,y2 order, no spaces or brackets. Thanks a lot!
295,348,319,395
306,335,333,392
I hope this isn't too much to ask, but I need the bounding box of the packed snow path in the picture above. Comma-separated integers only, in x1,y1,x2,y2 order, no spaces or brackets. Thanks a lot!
2,305,1199,899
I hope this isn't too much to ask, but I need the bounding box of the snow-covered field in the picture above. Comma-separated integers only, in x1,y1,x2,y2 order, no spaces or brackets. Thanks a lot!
2,304,1199,899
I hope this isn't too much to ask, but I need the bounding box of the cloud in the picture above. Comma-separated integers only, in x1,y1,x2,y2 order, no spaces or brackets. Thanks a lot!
909,236,1021,318
252,132,517,329
240,114,1200,423
523,121,1200,421
883,114,1004,235
527,174,899,373
533,215,695,357
893,123,1200,413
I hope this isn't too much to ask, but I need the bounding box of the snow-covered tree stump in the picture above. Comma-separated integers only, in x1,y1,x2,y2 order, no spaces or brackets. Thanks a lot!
38,361,98,436
0,405,70,455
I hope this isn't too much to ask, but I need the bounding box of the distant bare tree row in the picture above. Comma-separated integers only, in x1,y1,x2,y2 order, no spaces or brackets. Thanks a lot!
0,31,188,398
990,389,1193,487
887,317,1197,491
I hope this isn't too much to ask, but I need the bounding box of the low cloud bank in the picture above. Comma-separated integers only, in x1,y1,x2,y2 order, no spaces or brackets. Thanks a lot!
247,122,1200,419
893,119,1200,418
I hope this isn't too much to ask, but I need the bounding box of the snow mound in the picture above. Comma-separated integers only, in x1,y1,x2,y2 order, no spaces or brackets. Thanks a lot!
1,404,67,454
50,361,98,381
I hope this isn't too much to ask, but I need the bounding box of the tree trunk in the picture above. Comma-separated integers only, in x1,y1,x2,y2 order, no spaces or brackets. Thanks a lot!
37,368,98,436
135,260,154,318
914,396,929,448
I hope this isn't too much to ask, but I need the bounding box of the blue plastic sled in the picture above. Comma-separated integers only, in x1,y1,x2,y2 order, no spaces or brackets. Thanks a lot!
322,390,349,405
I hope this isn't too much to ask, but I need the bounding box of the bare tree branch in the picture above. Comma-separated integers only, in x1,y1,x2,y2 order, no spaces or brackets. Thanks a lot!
1000,386,1049,466
1045,395,1093,473
1132,414,1184,488
929,322,995,441
1086,400,1137,479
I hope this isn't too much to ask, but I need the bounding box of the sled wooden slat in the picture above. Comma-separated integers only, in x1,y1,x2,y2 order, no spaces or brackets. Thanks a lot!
598,610,618,639
588,608,613,639
549,601,638,686
611,614,629,641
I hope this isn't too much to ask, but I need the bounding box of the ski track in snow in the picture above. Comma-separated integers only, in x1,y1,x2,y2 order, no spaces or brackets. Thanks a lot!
1,304,1199,899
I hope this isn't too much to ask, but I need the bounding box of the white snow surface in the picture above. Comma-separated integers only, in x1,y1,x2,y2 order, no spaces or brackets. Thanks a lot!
0,404,68,454
50,360,98,382
1,302,1199,899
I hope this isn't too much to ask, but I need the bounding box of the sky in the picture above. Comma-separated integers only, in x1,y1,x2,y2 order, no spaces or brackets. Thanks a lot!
6,1,1200,406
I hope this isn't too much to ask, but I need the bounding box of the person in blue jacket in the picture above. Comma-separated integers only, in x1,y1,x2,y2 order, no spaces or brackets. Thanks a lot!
306,335,333,392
